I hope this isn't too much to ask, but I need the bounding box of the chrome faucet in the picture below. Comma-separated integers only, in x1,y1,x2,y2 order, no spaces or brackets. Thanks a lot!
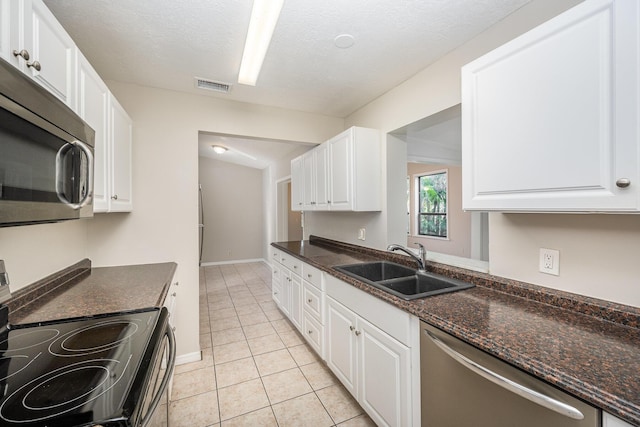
387,243,427,272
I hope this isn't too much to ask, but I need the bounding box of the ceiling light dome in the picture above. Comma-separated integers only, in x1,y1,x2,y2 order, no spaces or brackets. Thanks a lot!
211,145,228,154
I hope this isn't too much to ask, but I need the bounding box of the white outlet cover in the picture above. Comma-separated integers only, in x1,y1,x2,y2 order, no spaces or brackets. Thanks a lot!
539,248,560,276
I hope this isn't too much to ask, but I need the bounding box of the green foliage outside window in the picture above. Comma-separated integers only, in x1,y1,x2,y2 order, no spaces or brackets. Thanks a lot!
418,172,447,238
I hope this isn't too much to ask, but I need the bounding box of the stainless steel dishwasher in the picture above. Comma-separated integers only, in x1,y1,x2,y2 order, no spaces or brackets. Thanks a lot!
420,321,600,427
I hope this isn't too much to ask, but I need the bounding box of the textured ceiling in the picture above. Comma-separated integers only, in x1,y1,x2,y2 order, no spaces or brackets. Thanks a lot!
44,0,530,118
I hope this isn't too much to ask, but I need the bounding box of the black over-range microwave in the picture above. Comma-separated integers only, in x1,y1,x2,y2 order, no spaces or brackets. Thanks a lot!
0,58,95,227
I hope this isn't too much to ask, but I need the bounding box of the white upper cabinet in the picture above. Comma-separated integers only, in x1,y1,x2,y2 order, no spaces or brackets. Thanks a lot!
292,126,382,212
2,0,77,109
462,0,640,212
291,156,304,212
78,53,133,213
301,144,330,211
77,51,110,212
109,94,133,212
2,0,134,213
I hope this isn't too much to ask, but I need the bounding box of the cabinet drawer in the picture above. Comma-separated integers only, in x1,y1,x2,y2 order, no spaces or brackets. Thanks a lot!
271,249,280,265
303,281,323,323
303,313,324,358
280,254,302,275
302,263,323,289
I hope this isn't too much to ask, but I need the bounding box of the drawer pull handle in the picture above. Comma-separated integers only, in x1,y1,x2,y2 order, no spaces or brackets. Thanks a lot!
307,298,313,303
354,330,361,336
349,325,355,331
308,330,313,335
307,274,312,278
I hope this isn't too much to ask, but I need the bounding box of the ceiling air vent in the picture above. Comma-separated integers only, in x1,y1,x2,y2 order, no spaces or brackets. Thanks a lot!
194,77,232,93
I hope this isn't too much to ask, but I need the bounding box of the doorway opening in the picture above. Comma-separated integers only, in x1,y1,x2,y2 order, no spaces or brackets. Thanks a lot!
276,177,303,242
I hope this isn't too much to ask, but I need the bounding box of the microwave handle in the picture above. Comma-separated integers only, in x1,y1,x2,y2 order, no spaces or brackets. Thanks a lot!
140,323,176,427
55,140,94,209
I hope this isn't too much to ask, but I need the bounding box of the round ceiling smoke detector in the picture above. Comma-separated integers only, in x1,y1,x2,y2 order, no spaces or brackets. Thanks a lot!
334,34,355,49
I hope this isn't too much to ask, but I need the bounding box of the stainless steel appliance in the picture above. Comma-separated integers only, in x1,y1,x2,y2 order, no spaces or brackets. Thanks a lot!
0,58,95,227
420,321,600,427
198,184,205,266
0,305,175,427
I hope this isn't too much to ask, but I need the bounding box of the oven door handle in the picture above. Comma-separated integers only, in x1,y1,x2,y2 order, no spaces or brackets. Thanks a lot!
140,323,176,427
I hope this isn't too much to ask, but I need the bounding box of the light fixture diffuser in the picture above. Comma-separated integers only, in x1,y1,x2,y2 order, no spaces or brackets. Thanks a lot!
211,145,228,154
238,0,284,86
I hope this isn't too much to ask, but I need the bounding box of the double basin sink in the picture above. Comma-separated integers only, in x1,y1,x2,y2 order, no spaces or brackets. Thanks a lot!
334,261,474,300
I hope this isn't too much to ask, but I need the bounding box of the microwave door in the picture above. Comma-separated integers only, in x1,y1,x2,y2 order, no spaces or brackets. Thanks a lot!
0,106,92,226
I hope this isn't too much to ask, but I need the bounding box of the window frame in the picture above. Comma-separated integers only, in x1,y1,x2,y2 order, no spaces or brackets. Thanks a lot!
414,169,449,240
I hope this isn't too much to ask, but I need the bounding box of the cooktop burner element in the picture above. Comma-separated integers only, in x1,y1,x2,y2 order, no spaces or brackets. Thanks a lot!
0,308,167,427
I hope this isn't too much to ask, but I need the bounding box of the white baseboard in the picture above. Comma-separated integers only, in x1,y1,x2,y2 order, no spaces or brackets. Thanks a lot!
200,258,267,267
175,350,202,366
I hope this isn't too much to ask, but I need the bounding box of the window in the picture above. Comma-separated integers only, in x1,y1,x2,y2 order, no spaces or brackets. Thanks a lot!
417,171,447,238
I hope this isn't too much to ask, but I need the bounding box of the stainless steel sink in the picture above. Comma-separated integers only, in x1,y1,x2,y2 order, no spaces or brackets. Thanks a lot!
334,261,474,300
334,261,416,282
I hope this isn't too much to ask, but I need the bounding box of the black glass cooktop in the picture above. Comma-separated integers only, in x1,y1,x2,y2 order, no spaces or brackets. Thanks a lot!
0,307,163,427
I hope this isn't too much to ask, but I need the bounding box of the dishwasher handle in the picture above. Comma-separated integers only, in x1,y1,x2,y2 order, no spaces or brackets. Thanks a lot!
140,322,176,427
425,330,584,420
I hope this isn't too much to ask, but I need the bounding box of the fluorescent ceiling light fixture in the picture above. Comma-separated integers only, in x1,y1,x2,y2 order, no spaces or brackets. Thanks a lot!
238,0,284,86
211,145,228,154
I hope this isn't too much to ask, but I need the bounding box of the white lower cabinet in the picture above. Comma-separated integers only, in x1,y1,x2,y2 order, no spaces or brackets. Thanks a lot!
325,274,417,427
271,252,303,333
327,296,411,427
269,250,419,426
603,412,635,427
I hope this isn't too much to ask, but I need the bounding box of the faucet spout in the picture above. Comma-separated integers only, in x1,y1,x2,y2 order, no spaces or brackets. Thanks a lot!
387,243,427,272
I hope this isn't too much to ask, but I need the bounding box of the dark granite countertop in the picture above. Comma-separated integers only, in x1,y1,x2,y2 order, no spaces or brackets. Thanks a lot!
272,236,640,426
8,259,176,324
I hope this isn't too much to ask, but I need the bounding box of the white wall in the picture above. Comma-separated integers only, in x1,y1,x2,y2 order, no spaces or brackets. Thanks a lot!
87,82,343,359
343,0,640,307
198,157,263,263
0,220,88,292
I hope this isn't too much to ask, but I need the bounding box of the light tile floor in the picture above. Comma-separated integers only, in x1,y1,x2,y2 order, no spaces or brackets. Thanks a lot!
168,262,377,427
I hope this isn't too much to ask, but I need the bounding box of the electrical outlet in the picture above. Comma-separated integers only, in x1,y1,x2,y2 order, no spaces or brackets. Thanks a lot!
539,248,559,276
358,228,366,240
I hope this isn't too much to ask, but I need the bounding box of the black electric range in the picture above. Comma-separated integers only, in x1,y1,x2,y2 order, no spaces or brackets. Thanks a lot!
0,305,174,427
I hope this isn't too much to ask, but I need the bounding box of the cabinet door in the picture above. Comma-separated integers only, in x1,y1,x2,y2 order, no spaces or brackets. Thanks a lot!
358,317,410,427
271,267,282,306
77,52,110,213
109,94,133,211
290,156,304,211
326,297,358,395
279,270,291,317
302,151,315,210
289,273,303,332
603,412,635,427
27,0,76,108
0,0,20,67
314,144,330,210
328,131,353,210
462,0,639,212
